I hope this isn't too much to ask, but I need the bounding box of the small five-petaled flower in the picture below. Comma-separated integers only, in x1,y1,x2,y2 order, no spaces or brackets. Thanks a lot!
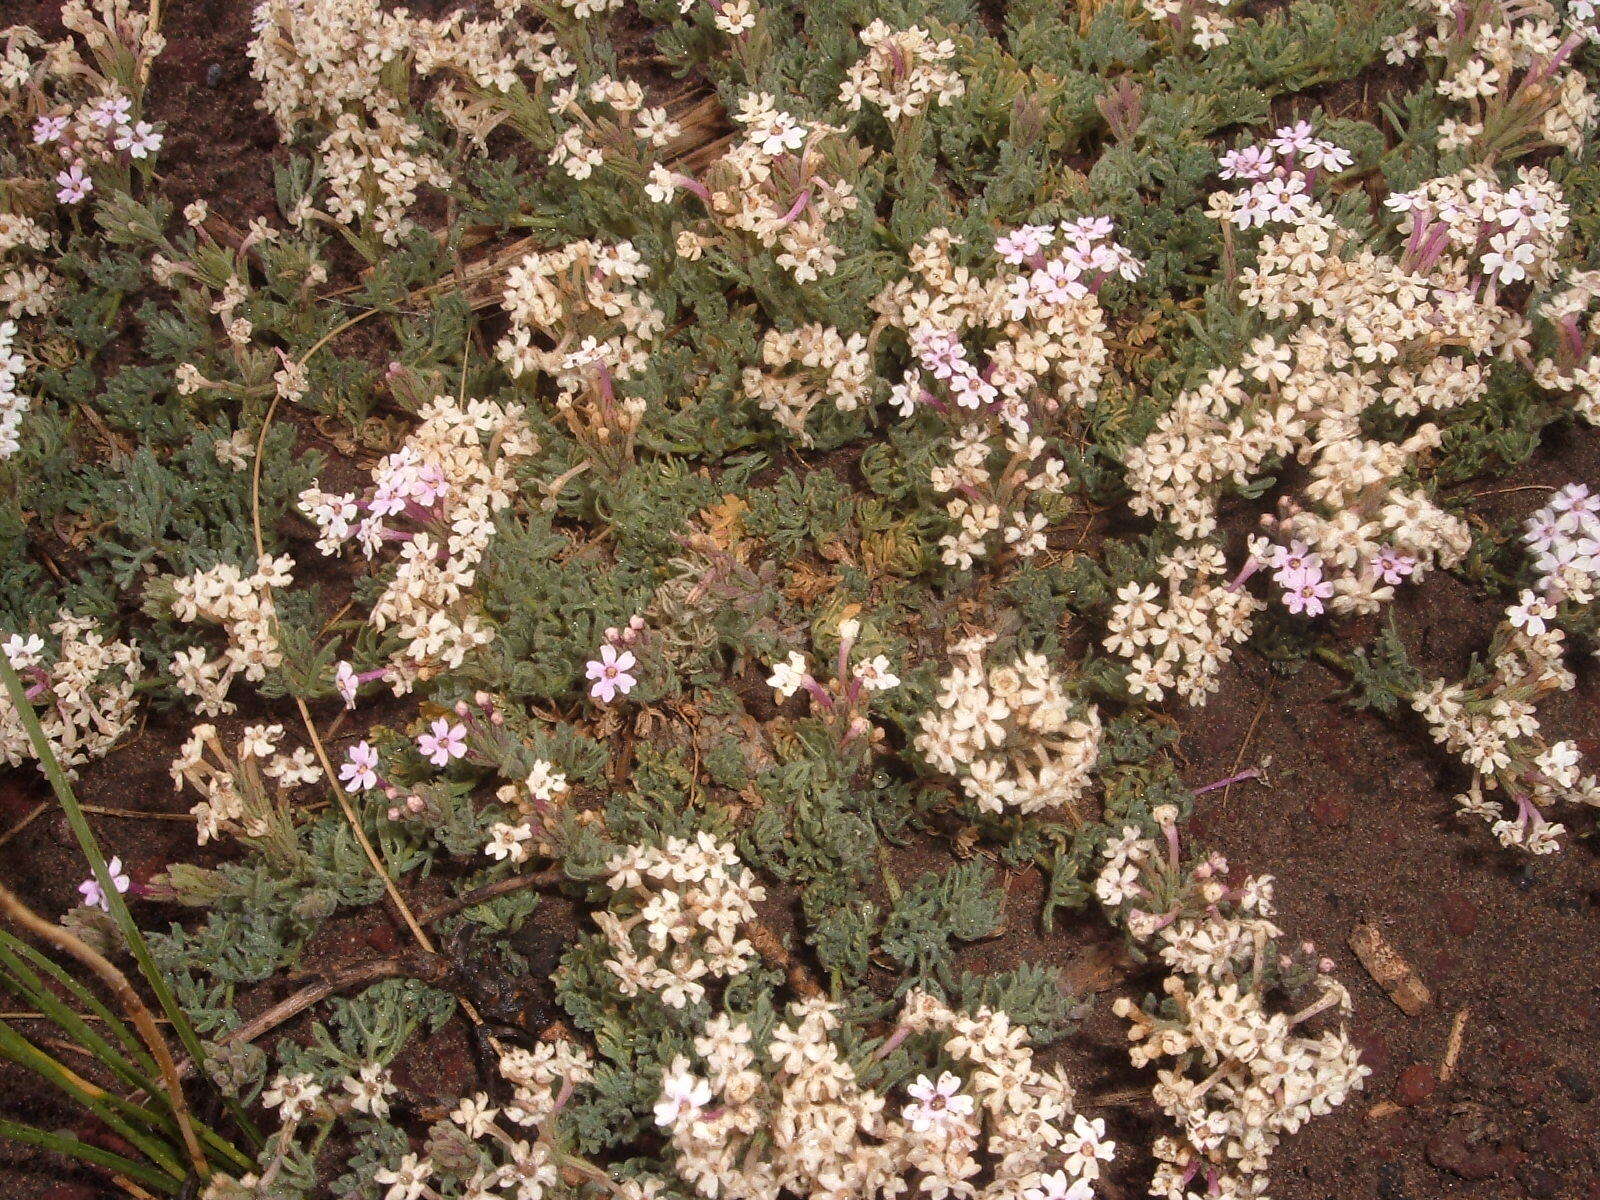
586,643,637,703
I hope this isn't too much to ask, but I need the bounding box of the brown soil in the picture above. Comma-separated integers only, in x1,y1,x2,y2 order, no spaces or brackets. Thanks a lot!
3,3,1600,1200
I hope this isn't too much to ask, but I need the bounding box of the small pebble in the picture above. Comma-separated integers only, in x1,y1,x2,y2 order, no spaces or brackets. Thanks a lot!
1395,1062,1437,1106
1375,1163,1409,1200
1427,1128,1506,1180
1555,1066,1594,1104
206,62,224,88
1441,893,1478,937
1310,794,1351,827
1518,1165,1561,1199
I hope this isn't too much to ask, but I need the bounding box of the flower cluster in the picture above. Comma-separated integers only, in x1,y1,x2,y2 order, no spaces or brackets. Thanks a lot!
742,323,871,443
838,21,966,125
484,753,568,866
1141,0,1239,52
496,240,661,469
657,989,1109,1200
915,635,1102,818
597,834,766,1008
1103,543,1262,705
1213,122,1352,230
1412,612,1596,853
1097,810,1367,1199
248,0,449,243
1,612,142,776
1533,267,1600,423
655,93,864,284
355,1041,595,1200
873,224,1134,569
1383,0,1598,158
1386,166,1571,291
301,395,537,679
766,616,900,746
1521,482,1600,605
1125,142,1552,688
549,74,682,182
168,556,293,717
0,319,28,459
170,721,321,847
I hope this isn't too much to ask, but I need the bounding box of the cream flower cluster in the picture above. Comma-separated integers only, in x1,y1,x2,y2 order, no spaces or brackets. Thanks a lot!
1532,267,1600,423
1,611,142,776
1412,615,1596,853
549,74,682,182
1521,482,1600,605
915,636,1102,818
657,93,864,284
1103,542,1261,706
327,1042,593,1200
838,21,966,124
1097,816,1367,1200
657,990,1109,1200
0,212,54,322
485,756,570,865
1141,0,1239,52
249,0,575,242
873,225,1132,569
1135,157,1548,549
496,239,662,464
1383,0,1598,157
170,721,322,846
0,318,30,459
300,395,536,680
1385,166,1571,291
248,0,449,243
169,555,293,717
1120,151,1565,707
743,324,871,443
597,834,766,1009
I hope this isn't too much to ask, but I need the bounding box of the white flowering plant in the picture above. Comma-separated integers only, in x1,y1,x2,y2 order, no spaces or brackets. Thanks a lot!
1,0,1598,1198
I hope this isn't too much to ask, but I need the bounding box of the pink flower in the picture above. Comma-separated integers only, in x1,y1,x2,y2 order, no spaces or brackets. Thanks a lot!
88,95,132,128
1282,574,1334,616
586,644,637,703
417,717,468,767
32,115,68,145
340,741,380,792
1218,145,1274,180
1268,540,1321,585
78,857,131,911
1371,548,1416,586
55,162,93,205
334,661,359,708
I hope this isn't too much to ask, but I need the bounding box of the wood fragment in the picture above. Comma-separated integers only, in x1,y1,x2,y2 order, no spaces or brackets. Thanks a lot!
1348,922,1431,1016
745,918,823,998
1367,1100,1403,1120
1439,1007,1470,1083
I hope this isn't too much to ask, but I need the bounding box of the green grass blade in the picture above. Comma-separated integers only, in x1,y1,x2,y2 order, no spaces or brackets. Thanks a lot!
0,1117,181,1195
0,1020,187,1181
0,934,154,1093
0,656,263,1149
0,927,156,1073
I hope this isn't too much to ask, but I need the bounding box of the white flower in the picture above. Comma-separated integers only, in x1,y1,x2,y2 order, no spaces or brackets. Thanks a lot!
767,651,810,699
653,1057,712,1127
902,1071,975,1133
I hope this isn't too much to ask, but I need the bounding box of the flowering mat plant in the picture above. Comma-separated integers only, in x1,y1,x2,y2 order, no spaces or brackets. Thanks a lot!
0,0,1598,1198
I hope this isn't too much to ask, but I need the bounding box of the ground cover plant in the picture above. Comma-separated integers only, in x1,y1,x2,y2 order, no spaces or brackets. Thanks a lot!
0,0,1598,1198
